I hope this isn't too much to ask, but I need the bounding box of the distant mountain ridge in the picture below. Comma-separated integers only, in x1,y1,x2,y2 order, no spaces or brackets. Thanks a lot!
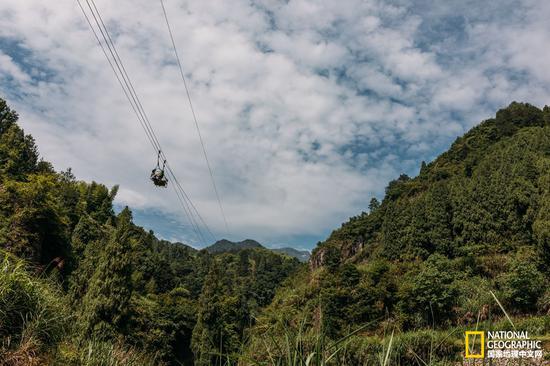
204,239,310,262
204,239,264,253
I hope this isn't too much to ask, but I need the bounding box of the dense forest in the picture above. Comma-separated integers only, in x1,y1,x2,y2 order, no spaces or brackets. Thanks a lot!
1,98,549,365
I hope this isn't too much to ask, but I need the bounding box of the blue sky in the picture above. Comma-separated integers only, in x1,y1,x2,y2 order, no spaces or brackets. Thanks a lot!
1,0,550,250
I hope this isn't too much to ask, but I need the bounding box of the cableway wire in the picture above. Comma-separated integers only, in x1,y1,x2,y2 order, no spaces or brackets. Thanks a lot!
159,0,230,236
76,0,216,245
78,0,208,244
82,0,208,243
82,0,211,245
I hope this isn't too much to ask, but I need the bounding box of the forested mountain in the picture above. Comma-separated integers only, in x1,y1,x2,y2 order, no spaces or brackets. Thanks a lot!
1,98,549,365
244,102,550,364
205,239,311,262
204,239,264,253
311,101,550,268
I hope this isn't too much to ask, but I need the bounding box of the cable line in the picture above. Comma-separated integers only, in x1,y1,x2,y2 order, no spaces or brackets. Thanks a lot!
75,0,159,155
164,162,216,241
159,0,230,235
86,0,216,243
76,0,216,245
88,0,165,155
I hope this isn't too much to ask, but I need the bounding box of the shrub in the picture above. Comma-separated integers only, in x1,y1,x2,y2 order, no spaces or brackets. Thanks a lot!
397,254,461,328
499,250,546,312
454,276,493,323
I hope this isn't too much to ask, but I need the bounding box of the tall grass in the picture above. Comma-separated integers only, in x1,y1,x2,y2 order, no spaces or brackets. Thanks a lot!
0,251,68,364
53,339,159,366
239,297,496,366
240,311,399,366
0,251,159,366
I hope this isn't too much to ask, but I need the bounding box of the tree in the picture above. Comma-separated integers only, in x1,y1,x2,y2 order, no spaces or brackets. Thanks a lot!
191,263,229,366
0,174,70,263
533,159,550,266
368,197,380,212
68,214,107,303
80,207,133,340
500,249,545,312
0,98,39,179
76,182,118,224
398,254,460,328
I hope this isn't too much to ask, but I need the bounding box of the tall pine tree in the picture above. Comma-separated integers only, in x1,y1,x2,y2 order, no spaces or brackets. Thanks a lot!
81,207,133,340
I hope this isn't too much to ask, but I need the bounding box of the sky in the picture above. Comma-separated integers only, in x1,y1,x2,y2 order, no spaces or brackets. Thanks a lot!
1,0,550,250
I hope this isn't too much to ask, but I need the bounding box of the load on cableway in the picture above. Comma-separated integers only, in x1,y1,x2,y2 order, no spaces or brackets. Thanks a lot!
151,150,168,187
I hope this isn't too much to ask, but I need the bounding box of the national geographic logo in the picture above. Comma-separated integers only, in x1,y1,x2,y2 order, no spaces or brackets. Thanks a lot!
465,331,484,358
465,330,544,360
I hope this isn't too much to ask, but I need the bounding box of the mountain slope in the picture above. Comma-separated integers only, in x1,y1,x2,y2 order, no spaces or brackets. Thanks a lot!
2,97,549,365
312,101,550,267
244,102,550,364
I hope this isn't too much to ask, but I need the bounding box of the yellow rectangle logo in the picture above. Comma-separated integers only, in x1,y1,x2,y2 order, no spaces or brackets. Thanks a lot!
465,331,485,358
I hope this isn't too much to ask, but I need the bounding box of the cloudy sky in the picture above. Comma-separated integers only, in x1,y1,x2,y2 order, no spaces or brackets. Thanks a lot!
1,0,549,250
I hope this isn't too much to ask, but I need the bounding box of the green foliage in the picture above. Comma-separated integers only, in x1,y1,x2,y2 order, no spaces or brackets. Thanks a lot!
498,248,546,312
243,310,381,366
0,99,39,179
192,249,300,365
76,182,118,224
0,251,69,362
317,102,550,264
0,97,306,365
369,197,380,212
453,275,493,321
80,208,134,340
54,339,159,366
127,291,195,363
0,174,71,263
265,101,550,363
533,157,550,266
494,101,544,135
397,255,460,328
205,239,263,254
317,261,397,338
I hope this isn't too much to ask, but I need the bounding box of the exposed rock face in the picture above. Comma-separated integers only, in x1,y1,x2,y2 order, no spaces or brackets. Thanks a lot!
309,247,326,270
341,237,364,260
309,237,365,270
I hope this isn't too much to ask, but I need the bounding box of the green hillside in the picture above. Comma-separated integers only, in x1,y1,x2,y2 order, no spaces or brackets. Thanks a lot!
313,102,550,266
244,102,550,364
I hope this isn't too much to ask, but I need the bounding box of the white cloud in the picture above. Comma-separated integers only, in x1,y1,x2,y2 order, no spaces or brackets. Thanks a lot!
0,0,549,247
0,52,30,82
